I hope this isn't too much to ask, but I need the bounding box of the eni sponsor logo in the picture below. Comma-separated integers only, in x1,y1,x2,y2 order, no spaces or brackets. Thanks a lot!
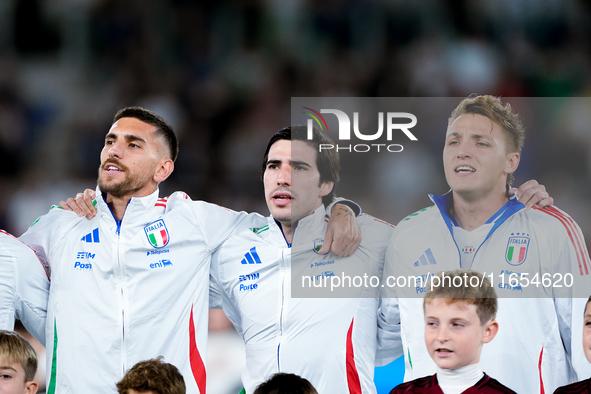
150,259,173,269
309,271,335,282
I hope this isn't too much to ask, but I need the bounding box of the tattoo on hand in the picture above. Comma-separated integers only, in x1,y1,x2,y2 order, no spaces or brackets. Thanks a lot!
336,207,353,218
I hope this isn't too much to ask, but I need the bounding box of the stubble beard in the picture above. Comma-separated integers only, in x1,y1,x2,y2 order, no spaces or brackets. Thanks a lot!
98,163,147,198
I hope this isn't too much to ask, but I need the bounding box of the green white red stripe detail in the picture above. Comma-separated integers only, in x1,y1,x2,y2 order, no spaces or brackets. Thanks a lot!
507,245,526,264
149,230,168,247
533,206,590,275
346,318,362,394
538,347,545,394
189,307,207,393
47,318,58,394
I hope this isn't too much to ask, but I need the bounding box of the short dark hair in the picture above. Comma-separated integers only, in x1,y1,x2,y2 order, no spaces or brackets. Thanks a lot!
254,373,318,394
261,125,340,206
116,357,185,394
114,106,179,162
448,95,524,186
585,296,591,317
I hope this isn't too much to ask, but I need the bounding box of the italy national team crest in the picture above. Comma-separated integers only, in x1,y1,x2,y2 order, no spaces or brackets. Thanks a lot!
505,233,530,266
144,219,170,248
313,238,324,254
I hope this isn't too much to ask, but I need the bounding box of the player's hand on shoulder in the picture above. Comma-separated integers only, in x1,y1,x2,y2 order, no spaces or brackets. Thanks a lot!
320,204,362,258
509,179,553,210
59,189,97,220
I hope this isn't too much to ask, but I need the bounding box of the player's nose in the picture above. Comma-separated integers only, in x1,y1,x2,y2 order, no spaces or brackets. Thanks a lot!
277,165,291,185
456,150,471,159
107,141,123,159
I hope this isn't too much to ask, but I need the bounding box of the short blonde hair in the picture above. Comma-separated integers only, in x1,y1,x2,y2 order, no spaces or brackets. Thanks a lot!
0,330,38,382
448,94,524,186
423,270,498,325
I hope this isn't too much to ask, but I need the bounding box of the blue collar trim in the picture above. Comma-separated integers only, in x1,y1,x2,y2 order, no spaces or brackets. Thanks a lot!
274,219,291,248
429,192,525,243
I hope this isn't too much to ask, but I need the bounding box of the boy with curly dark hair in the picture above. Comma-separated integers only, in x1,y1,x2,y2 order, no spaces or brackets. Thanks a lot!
116,357,185,394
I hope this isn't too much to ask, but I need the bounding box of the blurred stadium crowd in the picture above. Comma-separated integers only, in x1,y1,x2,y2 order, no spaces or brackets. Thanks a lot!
1,0,591,234
1,0,591,392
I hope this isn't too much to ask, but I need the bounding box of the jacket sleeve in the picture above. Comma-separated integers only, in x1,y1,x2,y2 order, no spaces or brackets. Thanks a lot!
208,238,246,337
1,232,49,346
209,257,223,310
18,207,63,273
548,208,591,381
326,197,362,217
0,234,17,331
14,241,50,346
376,233,403,366
376,297,403,366
189,201,264,252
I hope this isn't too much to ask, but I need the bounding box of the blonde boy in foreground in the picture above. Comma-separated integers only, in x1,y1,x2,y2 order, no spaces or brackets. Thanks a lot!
390,270,515,394
0,330,38,394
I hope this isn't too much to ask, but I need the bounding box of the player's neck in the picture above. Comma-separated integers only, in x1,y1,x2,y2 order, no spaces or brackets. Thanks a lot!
451,190,508,231
277,206,322,245
104,196,130,221
279,222,293,244
104,191,147,221
103,186,158,221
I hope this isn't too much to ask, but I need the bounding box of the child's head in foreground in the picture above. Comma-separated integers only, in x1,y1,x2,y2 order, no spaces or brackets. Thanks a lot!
116,356,185,394
584,296,591,363
253,373,318,394
0,330,38,394
423,270,499,370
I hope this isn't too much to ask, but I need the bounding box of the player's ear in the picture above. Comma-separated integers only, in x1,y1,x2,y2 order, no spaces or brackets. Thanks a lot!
504,152,520,175
154,158,174,183
482,319,499,344
24,380,38,394
319,181,334,197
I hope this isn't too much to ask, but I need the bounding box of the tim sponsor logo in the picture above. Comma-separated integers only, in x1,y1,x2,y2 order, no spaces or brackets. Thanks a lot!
239,273,260,282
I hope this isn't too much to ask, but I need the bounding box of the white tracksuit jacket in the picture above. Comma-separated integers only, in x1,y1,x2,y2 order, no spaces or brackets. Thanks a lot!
0,230,49,344
210,206,395,393
379,193,591,394
19,188,262,393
